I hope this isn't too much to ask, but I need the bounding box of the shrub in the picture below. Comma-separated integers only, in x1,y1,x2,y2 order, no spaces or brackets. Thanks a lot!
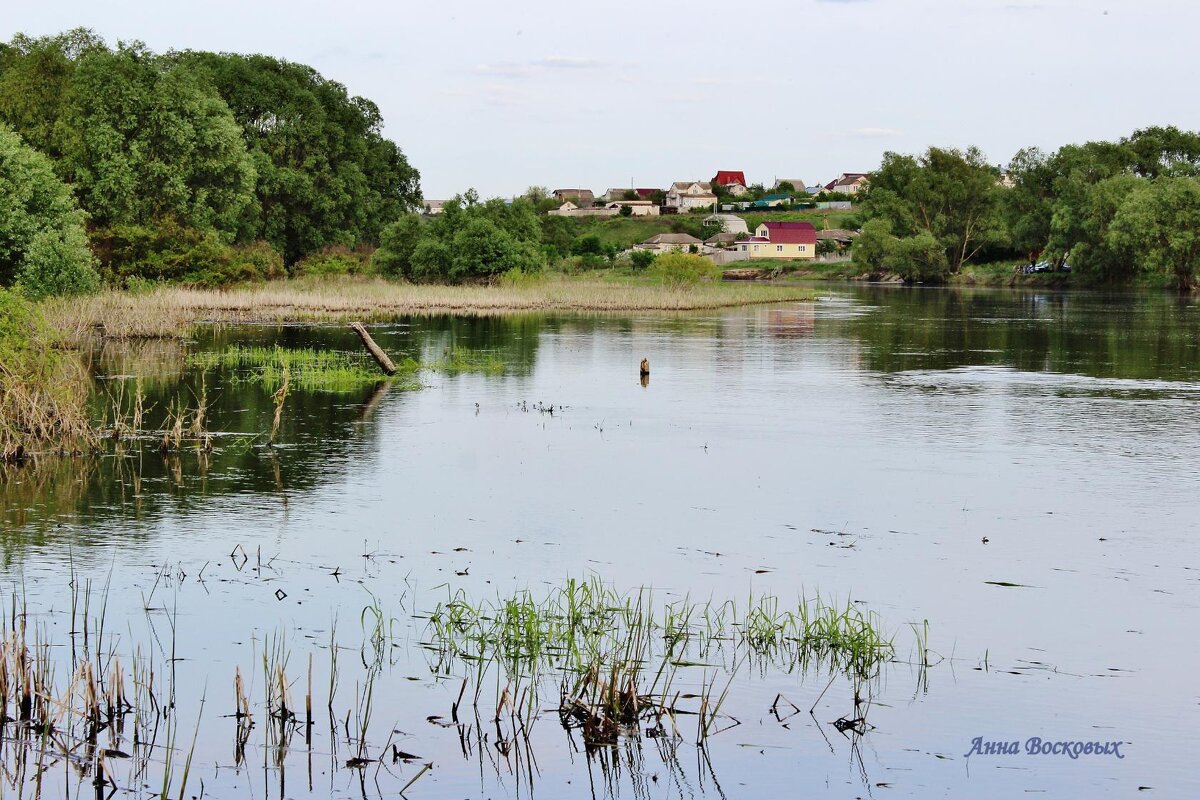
228,242,286,281
648,252,719,287
629,249,656,270
292,246,371,278
571,234,604,256
372,214,423,279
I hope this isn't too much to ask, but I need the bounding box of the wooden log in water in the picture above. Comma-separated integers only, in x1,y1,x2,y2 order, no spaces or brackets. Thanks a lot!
349,322,397,376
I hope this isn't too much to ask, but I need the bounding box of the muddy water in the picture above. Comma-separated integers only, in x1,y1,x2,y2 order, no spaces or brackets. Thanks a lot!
3,286,1198,798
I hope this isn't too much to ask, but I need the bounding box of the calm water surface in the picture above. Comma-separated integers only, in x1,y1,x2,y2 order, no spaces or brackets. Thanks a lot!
3,285,1198,799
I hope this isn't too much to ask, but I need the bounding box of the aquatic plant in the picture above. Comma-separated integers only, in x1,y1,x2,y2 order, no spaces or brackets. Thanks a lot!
189,345,420,394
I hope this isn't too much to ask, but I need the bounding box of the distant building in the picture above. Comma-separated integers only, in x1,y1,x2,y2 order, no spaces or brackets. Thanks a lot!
748,193,792,209
552,188,595,205
704,232,742,248
823,173,869,194
702,213,749,234
712,171,749,197
771,178,807,193
605,200,659,216
665,181,718,212
633,233,705,253
602,187,660,203
422,200,445,215
548,201,619,218
736,221,817,260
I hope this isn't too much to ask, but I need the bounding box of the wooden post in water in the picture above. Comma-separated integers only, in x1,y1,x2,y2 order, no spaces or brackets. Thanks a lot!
350,322,397,376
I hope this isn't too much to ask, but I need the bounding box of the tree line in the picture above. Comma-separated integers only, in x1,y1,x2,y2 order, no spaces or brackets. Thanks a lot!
0,28,420,297
852,126,1200,288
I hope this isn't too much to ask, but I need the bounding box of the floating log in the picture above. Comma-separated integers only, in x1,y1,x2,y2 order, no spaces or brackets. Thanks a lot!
350,322,397,376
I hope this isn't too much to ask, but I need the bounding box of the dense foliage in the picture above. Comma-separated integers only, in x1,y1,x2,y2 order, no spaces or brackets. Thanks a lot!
373,192,547,282
855,127,1200,288
0,28,420,292
0,125,98,299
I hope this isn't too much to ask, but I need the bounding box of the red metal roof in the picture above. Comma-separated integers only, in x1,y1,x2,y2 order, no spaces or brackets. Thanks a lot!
762,221,817,244
712,171,747,187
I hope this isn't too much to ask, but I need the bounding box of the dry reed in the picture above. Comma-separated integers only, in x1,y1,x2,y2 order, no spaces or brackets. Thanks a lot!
41,276,817,341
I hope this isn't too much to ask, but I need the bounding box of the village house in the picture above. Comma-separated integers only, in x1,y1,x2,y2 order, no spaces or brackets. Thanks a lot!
633,233,705,253
702,213,749,234
548,201,619,218
664,181,718,213
606,200,659,216
712,171,749,197
823,173,869,195
602,187,659,203
422,200,444,215
552,188,595,206
736,221,817,260
771,178,807,193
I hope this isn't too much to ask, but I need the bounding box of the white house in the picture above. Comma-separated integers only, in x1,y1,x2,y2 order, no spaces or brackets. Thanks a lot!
703,213,749,234
664,181,717,212
633,233,705,253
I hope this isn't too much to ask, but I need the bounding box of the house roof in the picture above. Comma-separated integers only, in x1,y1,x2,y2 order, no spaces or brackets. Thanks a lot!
644,233,703,245
761,221,817,244
669,181,713,193
705,232,741,245
553,188,595,201
712,171,747,187
772,178,806,190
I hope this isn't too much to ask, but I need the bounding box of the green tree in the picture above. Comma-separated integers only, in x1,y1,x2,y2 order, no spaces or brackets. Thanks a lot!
60,45,256,238
0,125,98,297
861,146,1006,280
1109,177,1200,289
372,214,423,279
172,51,421,264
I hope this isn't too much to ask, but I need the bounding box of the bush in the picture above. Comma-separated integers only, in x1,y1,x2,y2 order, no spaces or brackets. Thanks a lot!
228,242,286,281
498,267,546,287
629,249,656,270
571,234,604,256
648,252,719,287
292,246,371,278
372,214,423,279
15,227,100,299
91,221,285,287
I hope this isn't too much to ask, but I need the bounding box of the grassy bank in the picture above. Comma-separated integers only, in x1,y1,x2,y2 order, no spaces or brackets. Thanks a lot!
42,275,818,340
563,207,858,249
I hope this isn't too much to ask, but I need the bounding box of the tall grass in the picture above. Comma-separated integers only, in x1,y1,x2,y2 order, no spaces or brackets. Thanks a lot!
41,277,818,341
0,290,94,460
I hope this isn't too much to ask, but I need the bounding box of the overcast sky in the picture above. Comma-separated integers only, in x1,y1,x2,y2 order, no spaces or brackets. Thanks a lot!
4,0,1198,199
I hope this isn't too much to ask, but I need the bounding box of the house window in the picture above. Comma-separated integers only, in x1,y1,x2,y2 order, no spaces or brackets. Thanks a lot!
800,245,806,252
753,245,759,252
776,245,783,252
740,245,747,251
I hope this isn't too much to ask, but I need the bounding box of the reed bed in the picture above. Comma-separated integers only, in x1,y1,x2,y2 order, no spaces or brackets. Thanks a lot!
0,292,95,461
41,277,818,341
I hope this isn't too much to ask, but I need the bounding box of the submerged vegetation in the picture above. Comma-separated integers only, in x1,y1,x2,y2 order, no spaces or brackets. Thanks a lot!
189,345,420,394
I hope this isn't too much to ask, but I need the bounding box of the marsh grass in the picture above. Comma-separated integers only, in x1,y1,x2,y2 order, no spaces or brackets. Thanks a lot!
42,277,818,341
428,348,507,376
423,579,895,683
0,291,94,460
189,345,419,394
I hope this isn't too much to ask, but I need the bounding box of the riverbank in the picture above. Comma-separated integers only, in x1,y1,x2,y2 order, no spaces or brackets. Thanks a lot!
723,260,1105,288
41,275,817,340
